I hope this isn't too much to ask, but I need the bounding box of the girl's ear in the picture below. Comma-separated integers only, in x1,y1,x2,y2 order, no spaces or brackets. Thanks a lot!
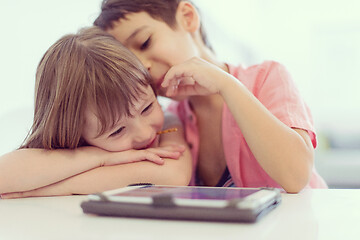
176,1,200,33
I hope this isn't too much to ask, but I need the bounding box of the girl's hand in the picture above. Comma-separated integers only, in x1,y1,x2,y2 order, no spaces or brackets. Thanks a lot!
102,144,186,166
161,57,232,97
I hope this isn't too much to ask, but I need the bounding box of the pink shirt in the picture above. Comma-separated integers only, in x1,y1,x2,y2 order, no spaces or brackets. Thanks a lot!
168,61,327,189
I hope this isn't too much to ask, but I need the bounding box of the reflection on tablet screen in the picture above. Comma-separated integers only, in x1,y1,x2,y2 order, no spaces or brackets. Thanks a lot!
113,186,258,200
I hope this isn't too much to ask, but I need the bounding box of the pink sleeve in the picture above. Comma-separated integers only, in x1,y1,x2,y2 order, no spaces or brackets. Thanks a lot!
253,61,317,148
166,101,180,118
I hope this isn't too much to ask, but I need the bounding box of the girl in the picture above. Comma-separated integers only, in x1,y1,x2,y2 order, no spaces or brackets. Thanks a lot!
0,27,192,198
94,0,327,193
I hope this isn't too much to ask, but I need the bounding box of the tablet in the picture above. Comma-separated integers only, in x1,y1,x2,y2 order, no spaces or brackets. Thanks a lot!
81,185,281,223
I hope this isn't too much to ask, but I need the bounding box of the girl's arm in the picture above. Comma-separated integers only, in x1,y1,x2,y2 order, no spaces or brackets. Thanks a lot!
1,115,192,198
0,114,189,195
162,58,313,193
0,146,184,194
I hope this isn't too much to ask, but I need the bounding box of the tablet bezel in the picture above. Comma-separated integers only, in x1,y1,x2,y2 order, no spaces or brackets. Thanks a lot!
88,185,279,209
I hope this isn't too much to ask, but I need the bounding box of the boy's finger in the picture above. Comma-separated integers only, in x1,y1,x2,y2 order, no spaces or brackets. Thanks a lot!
165,85,178,97
163,75,194,89
178,76,195,85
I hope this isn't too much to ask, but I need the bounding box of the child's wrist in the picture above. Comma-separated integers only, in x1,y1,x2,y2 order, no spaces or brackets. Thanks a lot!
218,74,243,96
78,146,108,167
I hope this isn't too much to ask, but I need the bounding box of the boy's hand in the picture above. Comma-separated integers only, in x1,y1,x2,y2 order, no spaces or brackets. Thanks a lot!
161,57,232,97
102,144,186,166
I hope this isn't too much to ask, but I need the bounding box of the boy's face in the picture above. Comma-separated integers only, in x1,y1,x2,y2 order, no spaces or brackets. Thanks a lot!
82,85,164,152
107,12,199,96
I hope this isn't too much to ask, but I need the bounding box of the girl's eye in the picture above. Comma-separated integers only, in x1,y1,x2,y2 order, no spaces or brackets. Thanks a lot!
109,126,125,137
140,37,151,50
142,103,153,114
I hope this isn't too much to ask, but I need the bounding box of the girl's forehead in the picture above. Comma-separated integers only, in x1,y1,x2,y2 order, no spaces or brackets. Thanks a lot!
128,85,156,113
83,85,156,137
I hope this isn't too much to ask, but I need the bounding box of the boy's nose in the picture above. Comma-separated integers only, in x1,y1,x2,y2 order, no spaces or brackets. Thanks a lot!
143,61,151,72
137,55,151,71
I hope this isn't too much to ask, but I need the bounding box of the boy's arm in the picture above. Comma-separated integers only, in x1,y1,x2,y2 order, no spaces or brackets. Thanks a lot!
1,115,192,198
220,77,314,193
162,58,314,193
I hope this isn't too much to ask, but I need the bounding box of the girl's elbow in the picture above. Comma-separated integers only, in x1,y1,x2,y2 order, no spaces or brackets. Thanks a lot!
168,173,191,186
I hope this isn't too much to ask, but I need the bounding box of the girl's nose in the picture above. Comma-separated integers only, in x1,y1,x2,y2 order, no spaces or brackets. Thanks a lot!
133,124,154,149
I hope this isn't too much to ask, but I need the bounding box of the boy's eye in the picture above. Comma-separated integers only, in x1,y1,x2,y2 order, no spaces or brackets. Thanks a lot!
140,37,151,50
109,126,125,137
142,103,153,114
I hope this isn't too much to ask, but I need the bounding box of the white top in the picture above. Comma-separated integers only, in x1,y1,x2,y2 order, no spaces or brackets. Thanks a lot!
0,189,359,240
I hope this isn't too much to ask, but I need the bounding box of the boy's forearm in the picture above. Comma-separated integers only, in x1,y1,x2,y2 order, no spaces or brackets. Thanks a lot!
0,147,103,194
220,77,313,193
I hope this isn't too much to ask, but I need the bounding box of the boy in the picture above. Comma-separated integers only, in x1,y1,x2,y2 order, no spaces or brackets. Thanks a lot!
94,0,327,193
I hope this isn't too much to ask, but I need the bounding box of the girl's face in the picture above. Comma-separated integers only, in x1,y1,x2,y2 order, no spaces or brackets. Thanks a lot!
107,11,199,97
82,85,164,152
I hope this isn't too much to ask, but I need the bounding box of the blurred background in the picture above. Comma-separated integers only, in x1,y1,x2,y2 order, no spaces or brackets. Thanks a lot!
1,0,359,188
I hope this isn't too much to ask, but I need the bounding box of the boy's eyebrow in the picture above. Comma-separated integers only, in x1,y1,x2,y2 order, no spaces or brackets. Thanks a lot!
125,26,149,45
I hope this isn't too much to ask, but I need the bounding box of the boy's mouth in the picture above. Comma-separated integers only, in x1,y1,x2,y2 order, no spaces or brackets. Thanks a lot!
155,75,165,90
158,74,165,85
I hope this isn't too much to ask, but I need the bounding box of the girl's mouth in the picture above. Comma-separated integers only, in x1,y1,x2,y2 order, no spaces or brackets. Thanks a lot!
144,136,158,149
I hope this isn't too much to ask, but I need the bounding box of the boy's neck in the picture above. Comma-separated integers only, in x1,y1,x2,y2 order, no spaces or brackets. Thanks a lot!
199,48,228,73
194,33,229,73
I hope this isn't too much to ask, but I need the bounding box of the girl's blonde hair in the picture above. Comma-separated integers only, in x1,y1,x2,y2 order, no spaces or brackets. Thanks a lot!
21,27,152,149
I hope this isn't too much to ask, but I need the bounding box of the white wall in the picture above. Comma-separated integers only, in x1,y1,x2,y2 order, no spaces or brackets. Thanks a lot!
0,0,101,153
195,0,360,134
1,0,360,155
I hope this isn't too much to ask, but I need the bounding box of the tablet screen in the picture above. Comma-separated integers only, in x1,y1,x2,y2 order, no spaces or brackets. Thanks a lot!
112,186,258,200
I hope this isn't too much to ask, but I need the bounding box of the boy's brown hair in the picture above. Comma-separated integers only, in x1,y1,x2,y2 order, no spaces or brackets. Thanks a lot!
22,27,152,149
94,0,212,50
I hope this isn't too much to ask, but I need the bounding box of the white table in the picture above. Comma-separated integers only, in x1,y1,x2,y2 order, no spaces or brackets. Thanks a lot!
1,189,359,240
